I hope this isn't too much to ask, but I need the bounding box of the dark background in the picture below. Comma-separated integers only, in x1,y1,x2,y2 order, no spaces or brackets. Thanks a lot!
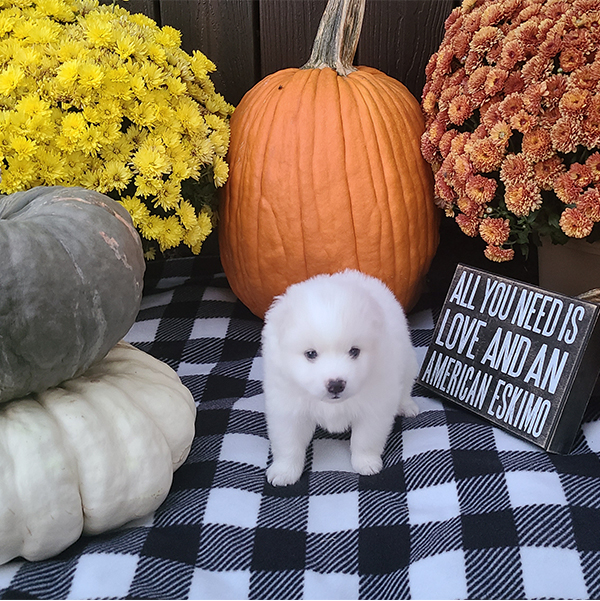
110,0,539,301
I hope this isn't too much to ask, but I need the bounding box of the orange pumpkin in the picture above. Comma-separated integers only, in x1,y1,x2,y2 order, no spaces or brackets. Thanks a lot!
220,0,439,318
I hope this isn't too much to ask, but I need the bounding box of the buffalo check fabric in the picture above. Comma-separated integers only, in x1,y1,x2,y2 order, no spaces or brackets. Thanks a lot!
2,261,600,600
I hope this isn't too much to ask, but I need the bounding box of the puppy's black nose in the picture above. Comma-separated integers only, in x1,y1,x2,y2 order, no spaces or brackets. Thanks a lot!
327,379,346,396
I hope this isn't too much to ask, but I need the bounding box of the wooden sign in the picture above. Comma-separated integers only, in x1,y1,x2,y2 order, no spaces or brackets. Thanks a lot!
418,264,600,453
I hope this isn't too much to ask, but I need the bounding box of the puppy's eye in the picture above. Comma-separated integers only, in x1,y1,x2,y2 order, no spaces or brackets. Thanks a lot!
349,347,361,359
304,349,318,361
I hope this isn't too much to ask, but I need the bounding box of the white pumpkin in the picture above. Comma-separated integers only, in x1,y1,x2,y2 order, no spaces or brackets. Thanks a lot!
0,341,196,565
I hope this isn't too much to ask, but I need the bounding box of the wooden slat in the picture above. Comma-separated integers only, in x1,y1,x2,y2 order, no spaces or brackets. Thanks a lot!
158,0,259,106
259,0,327,77
357,0,454,98
124,0,158,19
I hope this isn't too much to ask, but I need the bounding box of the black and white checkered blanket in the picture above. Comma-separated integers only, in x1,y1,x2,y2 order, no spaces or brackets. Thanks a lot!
2,258,600,600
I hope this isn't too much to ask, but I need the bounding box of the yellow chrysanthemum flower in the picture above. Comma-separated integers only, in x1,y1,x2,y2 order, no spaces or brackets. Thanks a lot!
212,155,229,188
0,64,24,94
61,111,87,140
154,25,180,49
134,174,163,197
37,147,68,183
55,59,79,88
10,135,37,158
119,195,150,227
4,155,37,191
0,12,17,36
184,208,213,253
13,16,60,44
115,35,138,60
101,159,132,193
177,202,197,231
77,61,104,91
153,179,181,211
35,0,76,21
139,213,164,241
157,215,184,251
84,13,113,47
132,141,170,179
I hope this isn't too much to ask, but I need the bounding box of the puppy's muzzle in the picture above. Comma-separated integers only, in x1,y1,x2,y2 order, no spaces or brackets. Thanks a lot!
326,378,346,398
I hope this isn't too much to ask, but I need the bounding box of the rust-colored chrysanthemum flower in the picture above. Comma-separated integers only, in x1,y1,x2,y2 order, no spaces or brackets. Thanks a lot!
533,156,566,190
504,71,524,94
554,172,581,204
420,133,438,164
438,129,459,158
457,195,484,218
481,103,504,130
488,121,512,148
427,113,450,145
471,26,501,54
514,21,539,53
468,66,491,93
510,110,536,134
560,207,594,237
468,138,504,172
452,30,471,59
484,67,509,96
587,152,600,183
421,0,600,262
522,127,553,162
522,83,545,115
480,217,510,245
577,188,600,222
500,153,532,186
456,213,481,237
453,154,474,184
466,174,497,205
569,163,594,189
448,95,473,126
571,63,600,90
539,106,561,128
498,93,524,120
544,74,568,101
582,100,600,147
498,38,525,70
481,4,503,27
521,54,552,85
560,88,591,114
485,244,515,262
539,31,563,60
560,47,587,73
435,46,456,76
551,118,579,154
505,182,543,217
450,132,470,155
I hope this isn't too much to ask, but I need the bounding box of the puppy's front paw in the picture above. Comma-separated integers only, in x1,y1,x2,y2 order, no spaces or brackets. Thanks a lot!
266,460,304,487
399,398,420,418
352,453,383,476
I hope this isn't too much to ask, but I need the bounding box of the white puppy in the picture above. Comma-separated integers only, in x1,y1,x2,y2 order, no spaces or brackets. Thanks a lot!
262,269,419,486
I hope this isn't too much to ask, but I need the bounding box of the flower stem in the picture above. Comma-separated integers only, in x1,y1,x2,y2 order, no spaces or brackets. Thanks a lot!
301,0,366,77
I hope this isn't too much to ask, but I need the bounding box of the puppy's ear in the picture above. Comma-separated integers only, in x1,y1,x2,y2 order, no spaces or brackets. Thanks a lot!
263,294,288,330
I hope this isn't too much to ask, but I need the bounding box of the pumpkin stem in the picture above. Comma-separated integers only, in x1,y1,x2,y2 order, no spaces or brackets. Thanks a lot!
301,0,365,77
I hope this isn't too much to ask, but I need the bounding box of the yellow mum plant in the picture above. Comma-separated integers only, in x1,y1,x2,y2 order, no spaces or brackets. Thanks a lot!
421,0,600,262
0,0,233,259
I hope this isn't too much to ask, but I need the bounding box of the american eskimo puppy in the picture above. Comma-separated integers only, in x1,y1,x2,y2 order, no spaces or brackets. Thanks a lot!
261,269,419,486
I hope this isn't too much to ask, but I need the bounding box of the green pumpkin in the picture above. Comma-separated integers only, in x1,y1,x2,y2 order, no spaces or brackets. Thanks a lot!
0,186,145,403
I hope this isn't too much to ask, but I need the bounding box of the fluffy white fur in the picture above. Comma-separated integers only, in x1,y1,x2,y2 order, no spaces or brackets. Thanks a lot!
262,269,419,486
